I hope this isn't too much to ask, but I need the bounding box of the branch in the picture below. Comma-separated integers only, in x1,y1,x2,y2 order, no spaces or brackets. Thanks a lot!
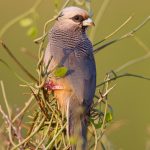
45,122,67,150
0,81,17,146
0,105,17,147
96,71,150,88
0,106,16,133
0,58,31,84
11,117,46,150
0,40,37,82
35,114,54,150
93,16,150,54
0,81,11,118
12,95,34,123
93,15,133,47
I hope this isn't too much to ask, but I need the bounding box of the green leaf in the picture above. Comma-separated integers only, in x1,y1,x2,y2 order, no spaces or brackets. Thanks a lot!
106,112,113,122
54,67,68,78
19,18,33,27
26,26,38,38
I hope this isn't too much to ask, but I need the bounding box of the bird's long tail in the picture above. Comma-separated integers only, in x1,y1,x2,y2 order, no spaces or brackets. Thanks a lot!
67,96,87,150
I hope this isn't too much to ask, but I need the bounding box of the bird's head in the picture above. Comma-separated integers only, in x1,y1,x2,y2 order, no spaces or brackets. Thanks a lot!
56,6,94,30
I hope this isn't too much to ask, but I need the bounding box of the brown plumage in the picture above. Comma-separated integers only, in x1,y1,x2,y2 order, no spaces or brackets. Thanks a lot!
44,6,96,150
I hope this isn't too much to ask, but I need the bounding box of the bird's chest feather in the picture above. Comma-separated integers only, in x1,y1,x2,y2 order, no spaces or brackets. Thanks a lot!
50,40,94,78
44,30,96,106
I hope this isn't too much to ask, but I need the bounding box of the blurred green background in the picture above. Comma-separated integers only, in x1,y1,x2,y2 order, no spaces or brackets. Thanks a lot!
0,0,150,150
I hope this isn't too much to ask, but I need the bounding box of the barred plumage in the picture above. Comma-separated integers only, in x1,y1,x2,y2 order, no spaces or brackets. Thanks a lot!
44,6,96,150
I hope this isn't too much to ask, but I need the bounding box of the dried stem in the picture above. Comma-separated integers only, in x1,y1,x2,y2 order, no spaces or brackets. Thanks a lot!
0,1,149,150
11,116,46,150
12,95,34,123
0,41,37,82
45,122,67,150
93,15,133,47
96,72,150,88
35,114,54,150
94,16,150,54
0,81,11,118
0,105,17,147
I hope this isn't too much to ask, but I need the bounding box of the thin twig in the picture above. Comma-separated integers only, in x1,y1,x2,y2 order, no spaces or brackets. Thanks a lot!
0,81,17,147
35,114,54,150
101,75,109,131
12,95,34,123
0,106,17,147
0,58,31,84
27,111,39,136
11,116,45,150
0,40,37,82
92,85,116,107
94,16,150,54
0,106,12,126
0,81,11,118
45,122,67,150
91,122,98,150
96,72,150,88
93,15,133,47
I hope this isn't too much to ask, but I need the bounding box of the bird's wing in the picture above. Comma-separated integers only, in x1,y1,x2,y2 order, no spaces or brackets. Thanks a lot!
67,46,96,107
44,41,96,107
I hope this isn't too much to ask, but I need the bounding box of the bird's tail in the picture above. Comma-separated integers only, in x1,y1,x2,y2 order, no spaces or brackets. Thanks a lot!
67,96,87,150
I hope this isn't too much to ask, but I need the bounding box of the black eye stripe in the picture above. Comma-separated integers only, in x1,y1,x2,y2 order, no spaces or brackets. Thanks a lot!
72,15,84,22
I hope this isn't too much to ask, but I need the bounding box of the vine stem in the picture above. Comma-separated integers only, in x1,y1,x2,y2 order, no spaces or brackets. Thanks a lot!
0,81,11,118
12,95,34,123
91,122,98,150
0,81,17,146
94,16,150,53
45,122,67,150
35,114,54,150
93,15,133,47
11,116,45,150
0,41,37,82
96,72,150,88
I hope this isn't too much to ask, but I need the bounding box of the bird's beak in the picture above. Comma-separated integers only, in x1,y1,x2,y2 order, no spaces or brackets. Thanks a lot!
82,18,95,27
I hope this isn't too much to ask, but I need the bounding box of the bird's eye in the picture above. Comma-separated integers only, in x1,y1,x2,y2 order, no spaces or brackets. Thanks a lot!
72,15,84,22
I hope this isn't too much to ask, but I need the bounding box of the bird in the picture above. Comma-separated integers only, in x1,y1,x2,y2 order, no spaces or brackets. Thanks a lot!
44,6,96,150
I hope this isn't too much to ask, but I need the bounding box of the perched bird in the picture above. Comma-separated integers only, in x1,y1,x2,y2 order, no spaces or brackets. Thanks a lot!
44,6,96,150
